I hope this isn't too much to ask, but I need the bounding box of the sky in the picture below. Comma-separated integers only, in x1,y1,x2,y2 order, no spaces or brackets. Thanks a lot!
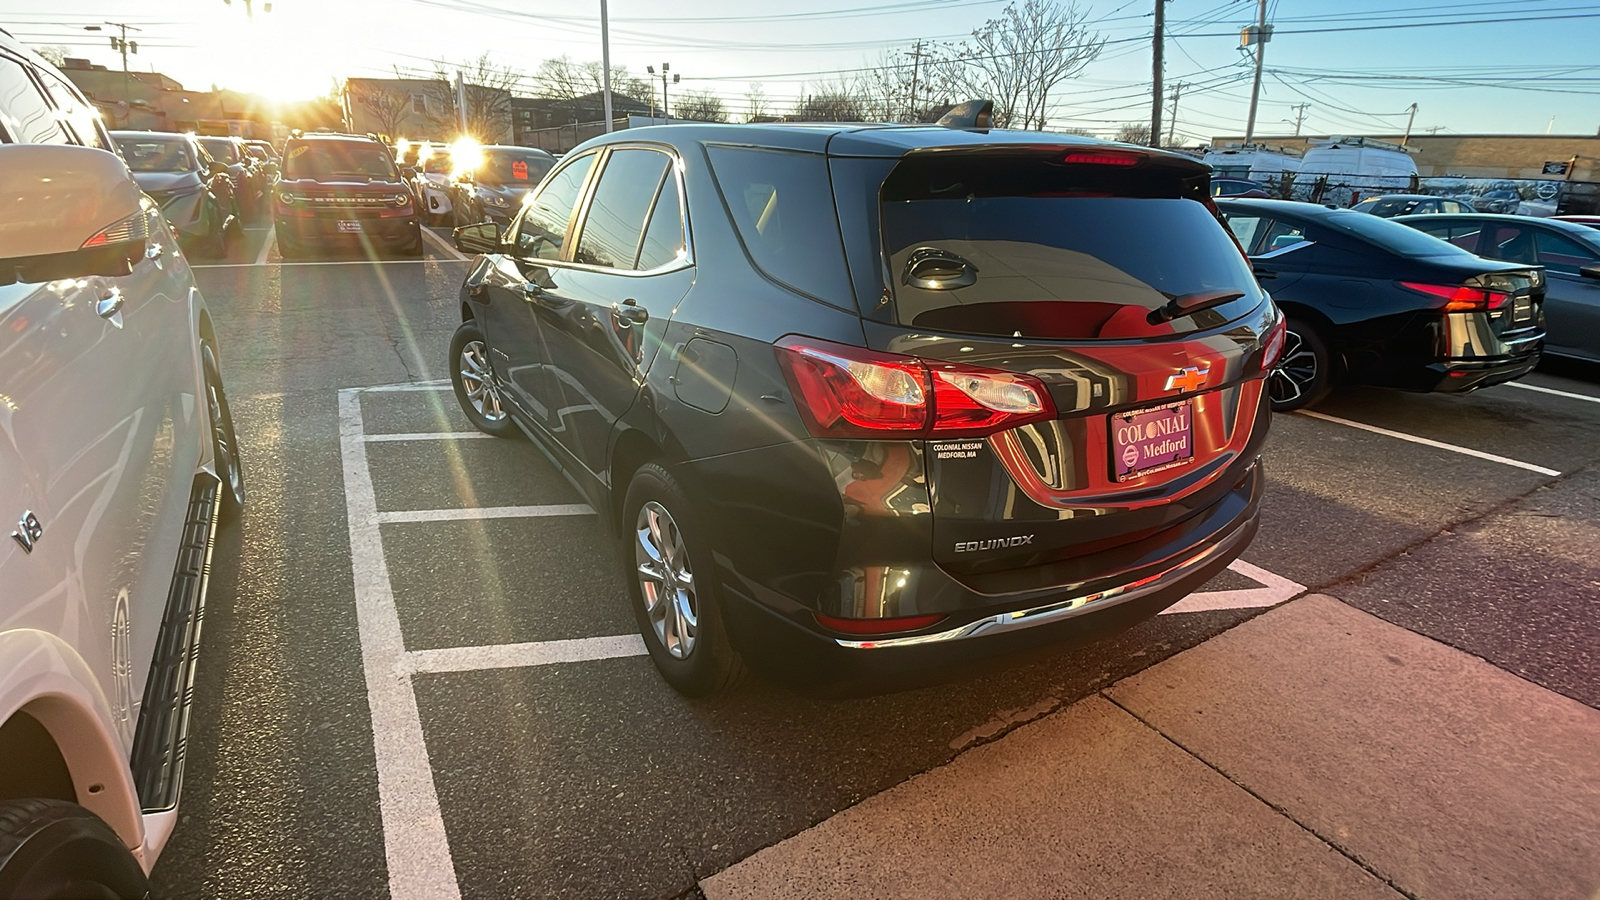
5,0,1599,142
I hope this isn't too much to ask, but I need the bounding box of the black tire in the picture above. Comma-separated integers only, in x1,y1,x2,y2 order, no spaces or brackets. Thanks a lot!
401,227,425,258
203,344,245,522
275,230,302,261
0,799,150,900
1269,317,1335,412
623,463,747,698
448,320,518,437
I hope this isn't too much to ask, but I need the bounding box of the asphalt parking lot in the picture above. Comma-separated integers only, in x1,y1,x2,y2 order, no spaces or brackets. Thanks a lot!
148,225,1600,898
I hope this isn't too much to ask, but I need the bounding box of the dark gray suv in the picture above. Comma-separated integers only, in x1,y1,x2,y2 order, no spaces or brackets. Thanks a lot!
449,117,1283,696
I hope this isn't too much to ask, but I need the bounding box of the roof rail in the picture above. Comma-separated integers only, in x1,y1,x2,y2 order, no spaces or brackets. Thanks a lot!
937,99,994,131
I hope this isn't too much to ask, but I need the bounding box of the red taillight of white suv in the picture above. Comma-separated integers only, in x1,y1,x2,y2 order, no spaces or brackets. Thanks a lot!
775,336,1057,439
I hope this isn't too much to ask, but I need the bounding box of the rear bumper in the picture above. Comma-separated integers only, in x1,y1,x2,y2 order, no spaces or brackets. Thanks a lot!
1427,349,1541,393
717,459,1263,692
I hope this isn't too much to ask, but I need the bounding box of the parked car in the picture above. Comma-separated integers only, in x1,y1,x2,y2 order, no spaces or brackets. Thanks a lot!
0,33,243,895
1211,178,1271,198
1396,213,1600,363
1552,214,1600,229
1473,189,1523,214
243,138,280,180
448,122,1282,696
449,145,556,230
196,135,267,221
410,146,455,226
111,130,237,257
273,132,423,259
1352,194,1473,217
1217,198,1544,410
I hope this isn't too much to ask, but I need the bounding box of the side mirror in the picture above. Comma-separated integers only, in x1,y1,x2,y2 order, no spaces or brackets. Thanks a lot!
454,221,501,254
207,160,227,177
0,145,145,286
401,166,418,179
1580,264,1600,281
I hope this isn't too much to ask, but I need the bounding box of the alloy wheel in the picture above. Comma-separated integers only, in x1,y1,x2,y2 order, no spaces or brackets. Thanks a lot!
1268,329,1318,405
634,501,698,659
458,339,506,422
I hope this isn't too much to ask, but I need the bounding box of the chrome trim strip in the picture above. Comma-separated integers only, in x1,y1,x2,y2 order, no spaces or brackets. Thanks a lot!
834,511,1255,649
1256,240,1316,260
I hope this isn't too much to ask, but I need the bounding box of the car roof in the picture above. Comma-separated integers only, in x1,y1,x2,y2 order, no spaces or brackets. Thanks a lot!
1393,211,1600,236
1215,198,1340,216
1357,194,1434,202
579,122,1207,171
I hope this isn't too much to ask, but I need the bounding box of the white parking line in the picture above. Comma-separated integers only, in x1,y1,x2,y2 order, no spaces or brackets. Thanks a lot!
420,226,470,261
377,504,594,524
362,381,452,393
336,388,462,900
364,431,493,442
407,635,648,675
1160,559,1305,615
1508,382,1600,405
253,229,276,267
1298,410,1561,477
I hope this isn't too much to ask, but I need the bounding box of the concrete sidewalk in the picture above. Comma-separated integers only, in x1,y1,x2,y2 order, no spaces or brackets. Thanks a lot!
701,595,1600,900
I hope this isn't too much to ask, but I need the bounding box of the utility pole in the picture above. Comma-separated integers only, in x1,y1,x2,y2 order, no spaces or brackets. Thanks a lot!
1166,81,1183,146
1150,0,1165,147
907,40,924,123
647,63,678,123
600,0,614,132
454,71,468,137
1287,102,1309,136
1400,102,1418,145
1242,0,1270,143
86,23,139,116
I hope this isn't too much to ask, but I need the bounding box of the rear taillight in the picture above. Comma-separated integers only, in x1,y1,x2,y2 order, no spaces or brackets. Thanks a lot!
775,337,1056,439
1261,313,1288,370
1400,281,1512,312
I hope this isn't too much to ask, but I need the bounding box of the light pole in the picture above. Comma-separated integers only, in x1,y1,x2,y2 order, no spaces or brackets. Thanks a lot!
600,0,614,132
647,63,678,123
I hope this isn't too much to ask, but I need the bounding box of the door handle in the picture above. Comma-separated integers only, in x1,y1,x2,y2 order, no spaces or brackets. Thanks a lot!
613,298,648,325
1252,267,1277,280
96,287,125,328
515,283,546,302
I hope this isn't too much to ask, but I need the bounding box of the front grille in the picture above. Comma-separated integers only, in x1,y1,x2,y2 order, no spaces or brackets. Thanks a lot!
301,194,400,207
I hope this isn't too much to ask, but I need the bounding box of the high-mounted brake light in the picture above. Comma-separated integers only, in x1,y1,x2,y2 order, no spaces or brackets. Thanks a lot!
1062,150,1141,166
775,337,1056,439
1399,281,1512,313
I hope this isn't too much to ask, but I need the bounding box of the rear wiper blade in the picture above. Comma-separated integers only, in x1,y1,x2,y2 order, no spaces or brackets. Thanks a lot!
1148,289,1245,325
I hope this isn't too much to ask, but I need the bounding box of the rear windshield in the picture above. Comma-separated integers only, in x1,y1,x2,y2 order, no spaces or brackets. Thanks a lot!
879,154,1262,340
283,140,398,182
118,136,195,173
479,149,554,186
1323,209,1473,259
198,137,238,163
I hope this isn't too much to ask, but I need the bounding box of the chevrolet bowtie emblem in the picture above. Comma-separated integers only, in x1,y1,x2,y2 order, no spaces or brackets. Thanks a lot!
1165,365,1210,393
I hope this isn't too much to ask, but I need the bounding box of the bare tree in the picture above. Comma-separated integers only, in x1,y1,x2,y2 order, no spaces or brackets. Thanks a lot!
350,81,414,138
32,45,69,67
425,54,518,142
534,55,651,107
745,83,770,121
932,0,1105,130
673,89,727,123
1114,123,1151,144
791,76,868,122
863,46,954,123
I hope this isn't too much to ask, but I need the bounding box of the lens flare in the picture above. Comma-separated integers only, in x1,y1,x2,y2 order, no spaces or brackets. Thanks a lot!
451,137,483,180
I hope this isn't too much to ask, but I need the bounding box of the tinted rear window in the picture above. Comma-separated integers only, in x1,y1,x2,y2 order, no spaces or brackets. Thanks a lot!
283,140,397,181
707,145,854,306
1323,209,1472,258
879,154,1262,340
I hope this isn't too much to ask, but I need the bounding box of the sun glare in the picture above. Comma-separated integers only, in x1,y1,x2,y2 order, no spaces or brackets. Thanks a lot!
451,137,483,179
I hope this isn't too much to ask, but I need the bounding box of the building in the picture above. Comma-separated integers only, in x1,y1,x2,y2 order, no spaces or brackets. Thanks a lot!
1210,133,1600,182
343,77,513,143
57,58,258,135
511,91,653,146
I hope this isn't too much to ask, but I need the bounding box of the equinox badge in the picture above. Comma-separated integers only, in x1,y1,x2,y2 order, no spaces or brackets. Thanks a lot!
955,535,1035,553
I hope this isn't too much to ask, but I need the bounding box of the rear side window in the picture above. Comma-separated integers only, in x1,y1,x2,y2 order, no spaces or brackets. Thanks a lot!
1323,210,1470,259
636,178,685,270
1534,229,1598,271
880,154,1262,340
514,152,595,261
0,57,69,144
707,145,854,305
574,149,670,269
36,67,108,150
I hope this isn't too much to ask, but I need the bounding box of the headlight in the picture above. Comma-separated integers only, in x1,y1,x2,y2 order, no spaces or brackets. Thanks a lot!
482,192,510,208
278,191,300,205
392,193,412,207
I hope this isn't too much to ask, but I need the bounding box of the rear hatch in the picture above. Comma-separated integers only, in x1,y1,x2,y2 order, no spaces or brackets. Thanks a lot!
834,146,1277,588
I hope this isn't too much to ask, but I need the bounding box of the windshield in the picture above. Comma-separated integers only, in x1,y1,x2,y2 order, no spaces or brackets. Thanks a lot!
479,149,553,186
198,137,238,163
283,140,398,182
1325,209,1475,258
422,152,454,175
117,136,196,173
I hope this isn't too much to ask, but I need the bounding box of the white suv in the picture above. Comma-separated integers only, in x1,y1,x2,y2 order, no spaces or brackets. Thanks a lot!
0,31,242,896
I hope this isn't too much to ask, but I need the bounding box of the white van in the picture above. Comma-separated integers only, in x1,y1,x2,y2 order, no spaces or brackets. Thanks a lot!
1203,144,1302,183
1298,136,1419,206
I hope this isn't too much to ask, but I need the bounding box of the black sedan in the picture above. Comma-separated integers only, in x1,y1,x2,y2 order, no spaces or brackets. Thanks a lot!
1397,213,1600,364
1218,198,1545,410
449,145,556,230
449,124,1280,696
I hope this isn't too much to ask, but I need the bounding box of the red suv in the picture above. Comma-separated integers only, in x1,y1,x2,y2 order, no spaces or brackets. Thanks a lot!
273,133,422,259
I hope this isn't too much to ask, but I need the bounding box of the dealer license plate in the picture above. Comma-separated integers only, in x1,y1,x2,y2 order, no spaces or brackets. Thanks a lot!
337,220,362,233
1112,400,1195,482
